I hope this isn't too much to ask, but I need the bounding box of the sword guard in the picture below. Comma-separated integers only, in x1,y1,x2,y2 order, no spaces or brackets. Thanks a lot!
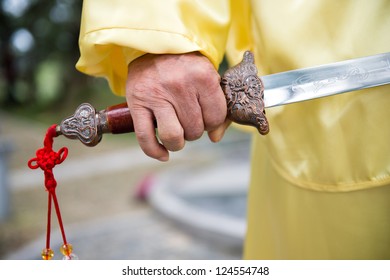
221,51,269,135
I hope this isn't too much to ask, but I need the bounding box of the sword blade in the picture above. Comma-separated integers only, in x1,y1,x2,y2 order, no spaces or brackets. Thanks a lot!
262,52,390,108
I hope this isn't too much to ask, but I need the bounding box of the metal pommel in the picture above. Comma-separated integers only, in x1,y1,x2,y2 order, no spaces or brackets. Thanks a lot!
57,103,102,147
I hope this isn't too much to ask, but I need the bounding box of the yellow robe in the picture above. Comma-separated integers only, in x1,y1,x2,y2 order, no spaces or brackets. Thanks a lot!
77,0,390,259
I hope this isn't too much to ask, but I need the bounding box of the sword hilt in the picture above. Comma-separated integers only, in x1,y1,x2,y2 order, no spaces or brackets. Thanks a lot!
57,51,269,147
57,103,135,147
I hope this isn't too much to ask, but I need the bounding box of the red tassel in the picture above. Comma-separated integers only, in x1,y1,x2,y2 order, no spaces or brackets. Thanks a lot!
28,124,75,260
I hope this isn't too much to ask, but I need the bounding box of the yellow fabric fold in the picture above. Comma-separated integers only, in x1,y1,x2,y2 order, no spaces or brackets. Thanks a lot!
245,0,390,191
245,138,390,259
262,87,390,191
76,0,231,95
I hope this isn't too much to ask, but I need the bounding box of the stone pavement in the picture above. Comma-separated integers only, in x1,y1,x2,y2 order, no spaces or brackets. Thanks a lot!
6,208,243,260
1,110,252,260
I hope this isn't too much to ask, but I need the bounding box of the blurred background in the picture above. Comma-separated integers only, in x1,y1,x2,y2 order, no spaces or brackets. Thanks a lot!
0,0,124,119
0,0,251,260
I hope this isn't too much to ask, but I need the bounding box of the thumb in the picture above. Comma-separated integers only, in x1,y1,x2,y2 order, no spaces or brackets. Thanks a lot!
207,119,232,143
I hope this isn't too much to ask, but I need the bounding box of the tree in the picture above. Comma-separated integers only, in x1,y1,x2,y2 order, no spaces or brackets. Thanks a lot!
0,0,86,110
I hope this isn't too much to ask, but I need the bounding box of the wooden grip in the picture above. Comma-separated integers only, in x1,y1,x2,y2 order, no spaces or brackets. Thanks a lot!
104,103,135,134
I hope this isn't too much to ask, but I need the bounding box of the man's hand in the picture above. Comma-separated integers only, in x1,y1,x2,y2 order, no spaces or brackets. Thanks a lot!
126,52,229,161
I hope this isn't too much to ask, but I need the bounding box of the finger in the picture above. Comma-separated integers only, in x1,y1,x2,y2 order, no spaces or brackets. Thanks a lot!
154,105,185,152
175,98,204,141
208,119,232,143
131,108,169,161
198,78,227,131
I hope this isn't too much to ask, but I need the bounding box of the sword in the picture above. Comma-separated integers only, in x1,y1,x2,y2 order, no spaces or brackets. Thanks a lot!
56,51,390,146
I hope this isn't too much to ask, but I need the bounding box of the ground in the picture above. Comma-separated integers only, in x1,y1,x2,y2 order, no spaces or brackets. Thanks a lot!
0,110,247,259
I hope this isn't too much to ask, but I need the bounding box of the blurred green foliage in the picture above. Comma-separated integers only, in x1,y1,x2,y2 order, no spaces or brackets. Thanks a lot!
0,0,124,124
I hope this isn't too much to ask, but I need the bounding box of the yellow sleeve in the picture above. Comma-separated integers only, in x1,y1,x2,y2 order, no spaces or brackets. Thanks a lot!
76,0,231,95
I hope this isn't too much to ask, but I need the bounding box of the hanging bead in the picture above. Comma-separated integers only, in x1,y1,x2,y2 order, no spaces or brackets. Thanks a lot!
41,248,54,260
60,243,73,256
62,253,79,260
60,243,78,260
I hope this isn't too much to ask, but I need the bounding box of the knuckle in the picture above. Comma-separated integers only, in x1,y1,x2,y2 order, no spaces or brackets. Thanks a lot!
135,130,166,160
136,133,157,158
135,129,151,145
184,123,204,141
159,127,185,151
185,130,203,141
205,114,226,131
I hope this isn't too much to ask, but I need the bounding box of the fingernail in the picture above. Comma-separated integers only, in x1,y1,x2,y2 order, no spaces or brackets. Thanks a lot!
208,130,224,143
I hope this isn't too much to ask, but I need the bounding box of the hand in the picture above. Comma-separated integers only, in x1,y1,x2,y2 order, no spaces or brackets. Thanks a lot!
126,52,229,161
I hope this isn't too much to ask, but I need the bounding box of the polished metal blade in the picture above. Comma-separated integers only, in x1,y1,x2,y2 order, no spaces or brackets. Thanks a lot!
262,52,390,108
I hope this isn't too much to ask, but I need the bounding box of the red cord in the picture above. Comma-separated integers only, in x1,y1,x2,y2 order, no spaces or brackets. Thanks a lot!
45,192,52,250
28,124,69,257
